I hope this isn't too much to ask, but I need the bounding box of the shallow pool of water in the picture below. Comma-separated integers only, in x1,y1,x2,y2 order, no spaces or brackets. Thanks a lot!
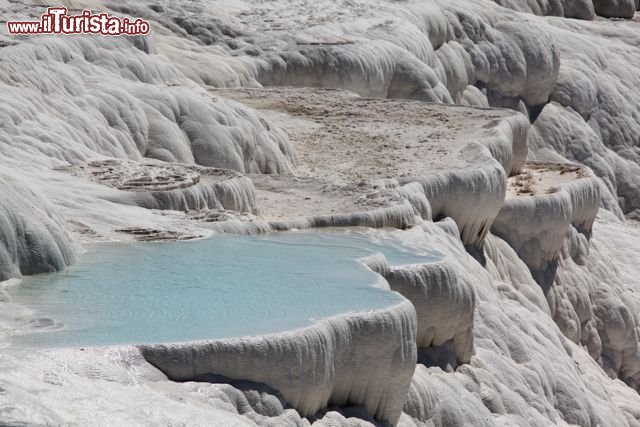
8,230,440,348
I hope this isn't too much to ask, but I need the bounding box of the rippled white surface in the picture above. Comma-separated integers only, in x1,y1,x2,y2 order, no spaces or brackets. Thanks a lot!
8,230,440,347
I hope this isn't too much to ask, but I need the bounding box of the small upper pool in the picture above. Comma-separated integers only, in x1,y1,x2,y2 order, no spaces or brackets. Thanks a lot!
7,230,440,348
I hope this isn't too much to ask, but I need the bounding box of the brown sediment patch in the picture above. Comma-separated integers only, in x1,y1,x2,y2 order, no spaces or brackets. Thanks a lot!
115,227,203,242
56,159,242,192
507,161,589,199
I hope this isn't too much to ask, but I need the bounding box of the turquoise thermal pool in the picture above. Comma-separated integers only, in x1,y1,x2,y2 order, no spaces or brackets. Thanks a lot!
8,231,440,348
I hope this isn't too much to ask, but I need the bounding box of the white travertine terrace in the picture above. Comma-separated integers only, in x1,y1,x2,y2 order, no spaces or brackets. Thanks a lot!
62,159,259,213
140,298,418,425
212,88,529,249
362,254,475,367
1,0,640,425
493,163,601,290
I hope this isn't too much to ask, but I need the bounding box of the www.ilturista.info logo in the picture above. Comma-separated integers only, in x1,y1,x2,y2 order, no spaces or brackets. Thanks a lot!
7,7,150,35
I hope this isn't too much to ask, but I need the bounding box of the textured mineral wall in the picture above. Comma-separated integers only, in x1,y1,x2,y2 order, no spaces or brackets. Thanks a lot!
0,178,77,281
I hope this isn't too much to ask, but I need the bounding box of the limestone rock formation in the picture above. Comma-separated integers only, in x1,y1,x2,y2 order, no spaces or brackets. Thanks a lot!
1,0,640,426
